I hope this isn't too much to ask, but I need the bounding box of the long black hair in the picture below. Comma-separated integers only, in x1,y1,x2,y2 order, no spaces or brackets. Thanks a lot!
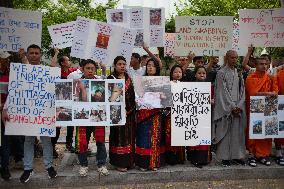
170,64,184,81
144,58,160,76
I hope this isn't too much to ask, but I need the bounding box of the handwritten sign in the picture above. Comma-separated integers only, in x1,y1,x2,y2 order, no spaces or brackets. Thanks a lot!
171,82,211,146
249,95,284,139
175,16,233,56
164,33,176,57
71,16,137,67
107,7,165,47
133,76,171,109
239,8,284,47
55,79,126,126
48,21,76,49
0,7,42,52
5,63,60,137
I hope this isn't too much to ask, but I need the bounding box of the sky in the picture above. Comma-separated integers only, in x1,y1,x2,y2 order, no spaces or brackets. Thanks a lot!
92,0,180,18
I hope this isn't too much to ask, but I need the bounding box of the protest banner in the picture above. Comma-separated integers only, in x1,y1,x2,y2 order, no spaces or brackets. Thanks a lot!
55,79,126,126
0,7,42,52
48,21,76,49
164,33,176,57
239,8,284,48
249,95,284,139
71,16,137,67
5,63,60,137
107,7,165,47
175,16,233,56
133,76,171,109
171,82,211,146
133,47,159,55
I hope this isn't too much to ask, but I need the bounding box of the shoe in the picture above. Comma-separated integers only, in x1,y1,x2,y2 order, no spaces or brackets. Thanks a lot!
232,159,246,166
221,160,231,167
47,166,57,179
139,167,147,171
20,169,33,183
116,167,128,172
248,157,257,167
275,157,284,166
79,166,88,176
0,167,11,181
258,157,271,166
14,160,24,169
97,166,109,176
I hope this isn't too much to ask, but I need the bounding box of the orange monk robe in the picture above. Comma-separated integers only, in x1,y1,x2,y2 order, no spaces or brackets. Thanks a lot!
245,72,278,158
275,69,284,146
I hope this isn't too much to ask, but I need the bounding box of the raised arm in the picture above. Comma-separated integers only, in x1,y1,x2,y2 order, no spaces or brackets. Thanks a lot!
50,48,59,67
242,45,254,72
143,43,162,68
18,48,29,64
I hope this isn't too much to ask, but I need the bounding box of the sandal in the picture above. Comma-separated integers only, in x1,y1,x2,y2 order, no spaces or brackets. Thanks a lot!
248,157,257,167
258,157,271,166
275,157,284,166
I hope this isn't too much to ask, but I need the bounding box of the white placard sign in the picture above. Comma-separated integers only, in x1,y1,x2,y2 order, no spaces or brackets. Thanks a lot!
239,8,284,48
48,21,76,49
71,16,137,67
171,82,211,146
0,7,42,51
249,95,284,139
55,79,126,126
106,7,165,47
175,16,233,56
5,63,60,136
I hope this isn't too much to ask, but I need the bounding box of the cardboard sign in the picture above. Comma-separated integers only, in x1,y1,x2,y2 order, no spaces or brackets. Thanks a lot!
5,63,60,136
175,16,233,56
0,7,42,51
171,82,211,146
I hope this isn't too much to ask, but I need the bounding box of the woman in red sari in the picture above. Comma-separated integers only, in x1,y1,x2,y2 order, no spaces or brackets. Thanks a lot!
108,56,136,172
135,58,166,171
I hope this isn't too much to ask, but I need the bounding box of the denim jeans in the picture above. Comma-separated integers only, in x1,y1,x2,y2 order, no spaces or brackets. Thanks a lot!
23,136,53,170
78,141,107,167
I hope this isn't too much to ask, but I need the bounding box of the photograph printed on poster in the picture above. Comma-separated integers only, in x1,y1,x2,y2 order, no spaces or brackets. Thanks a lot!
110,105,122,124
111,12,123,22
96,33,110,49
252,120,262,134
90,105,107,122
56,106,72,121
265,117,278,136
134,30,144,46
108,82,124,102
279,121,284,132
278,97,284,110
55,81,72,101
91,81,105,102
250,98,265,113
74,107,90,120
73,79,90,102
264,96,278,116
150,9,162,26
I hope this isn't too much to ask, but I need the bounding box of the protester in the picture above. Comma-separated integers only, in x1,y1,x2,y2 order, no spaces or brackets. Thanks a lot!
6,44,58,183
246,57,278,167
108,56,136,172
212,50,246,167
186,66,212,168
74,59,109,176
164,65,185,165
135,58,166,171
